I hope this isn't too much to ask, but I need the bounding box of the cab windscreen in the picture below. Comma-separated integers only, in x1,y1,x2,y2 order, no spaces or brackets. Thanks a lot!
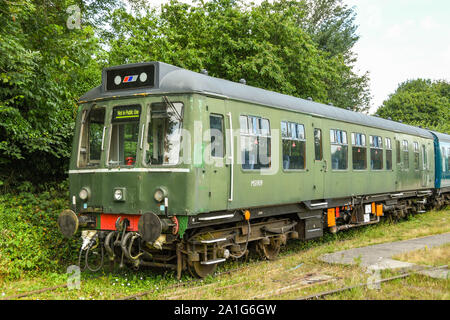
108,105,141,166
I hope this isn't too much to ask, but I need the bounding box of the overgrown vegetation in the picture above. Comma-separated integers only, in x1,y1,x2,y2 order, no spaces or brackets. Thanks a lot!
0,181,79,280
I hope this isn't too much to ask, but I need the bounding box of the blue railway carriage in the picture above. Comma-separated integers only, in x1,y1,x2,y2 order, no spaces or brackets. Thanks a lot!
431,131,450,205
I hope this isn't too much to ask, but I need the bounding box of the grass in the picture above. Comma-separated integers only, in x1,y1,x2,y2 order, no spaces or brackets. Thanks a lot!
0,207,449,300
394,243,450,267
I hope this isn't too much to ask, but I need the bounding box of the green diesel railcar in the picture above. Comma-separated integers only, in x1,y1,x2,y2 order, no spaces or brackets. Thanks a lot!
58,62,446,278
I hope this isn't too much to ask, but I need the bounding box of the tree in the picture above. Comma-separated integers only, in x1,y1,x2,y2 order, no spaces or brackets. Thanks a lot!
376,79,450,134
103,0,370,110
0,0,373,188
0,0,112,187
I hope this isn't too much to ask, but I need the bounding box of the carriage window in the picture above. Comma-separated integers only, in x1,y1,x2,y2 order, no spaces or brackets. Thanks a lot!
442,147,450,172
403,140,409,169
442,147,446,172
210,114,224,158
240,115,271,169
396,140,401,164
446,147,450,172
282,121,306,170
447,148,450,172
314,128,322,161
145,102,183,165
108,105,141,166
413,142,420,170
330,129,348,170
370,135,383,170
351,132,367,170
78,106,106,167
386,138,392,170
422,145,427,170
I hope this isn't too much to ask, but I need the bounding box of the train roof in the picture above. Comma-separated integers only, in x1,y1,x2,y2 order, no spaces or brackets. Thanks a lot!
80,61,434,139
431,131,450,144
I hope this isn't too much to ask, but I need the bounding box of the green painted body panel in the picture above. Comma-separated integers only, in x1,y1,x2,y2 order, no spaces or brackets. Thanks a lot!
70,93,435,221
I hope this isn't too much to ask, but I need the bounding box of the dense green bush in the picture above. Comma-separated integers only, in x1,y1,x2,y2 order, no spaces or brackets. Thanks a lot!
0,181,79,279
376,79,450,134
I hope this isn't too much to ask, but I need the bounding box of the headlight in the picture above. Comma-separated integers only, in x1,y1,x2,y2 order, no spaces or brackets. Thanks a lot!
114,189,123,201
79,188,89,201
154,189,164,202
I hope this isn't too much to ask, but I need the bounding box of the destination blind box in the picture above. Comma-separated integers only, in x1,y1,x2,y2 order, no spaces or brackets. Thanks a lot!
104,63,155,91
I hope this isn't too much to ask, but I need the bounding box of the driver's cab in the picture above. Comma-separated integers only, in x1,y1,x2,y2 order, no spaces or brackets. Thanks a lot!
76,99,184,169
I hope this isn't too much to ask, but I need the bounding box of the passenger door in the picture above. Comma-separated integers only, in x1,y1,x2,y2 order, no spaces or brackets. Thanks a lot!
206,98,230,211
312,120,325,200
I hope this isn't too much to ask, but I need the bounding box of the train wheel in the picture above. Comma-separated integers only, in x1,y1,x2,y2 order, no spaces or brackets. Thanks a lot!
188,261,217,279
256,237,281,260
187,228,217,278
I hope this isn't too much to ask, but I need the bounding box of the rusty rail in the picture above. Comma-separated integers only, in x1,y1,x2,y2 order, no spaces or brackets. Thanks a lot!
297,264,448,300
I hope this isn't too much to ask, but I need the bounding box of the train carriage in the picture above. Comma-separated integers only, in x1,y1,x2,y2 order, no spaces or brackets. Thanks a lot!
431,131,450,201
58,61,449,278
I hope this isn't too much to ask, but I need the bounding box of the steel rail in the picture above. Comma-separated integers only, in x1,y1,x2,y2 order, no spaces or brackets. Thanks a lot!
296,264,448,300
118,259,274,300
1,283,69,300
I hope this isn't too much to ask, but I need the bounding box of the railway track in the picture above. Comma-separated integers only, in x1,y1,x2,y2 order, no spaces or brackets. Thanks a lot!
296,264,449,300
118,248,316,300
1,283,70,300
1,257,278,300
1,273,102,300
118,259,274,300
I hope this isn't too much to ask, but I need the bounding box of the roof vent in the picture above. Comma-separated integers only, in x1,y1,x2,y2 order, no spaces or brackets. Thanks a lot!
346,107,351,111
239,78,246,85
399,120,403,123
200,69,208,75
307,97,313,101
388,117,392,120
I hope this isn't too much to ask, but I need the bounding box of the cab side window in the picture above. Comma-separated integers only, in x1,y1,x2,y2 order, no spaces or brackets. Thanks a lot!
210,114,224,158
78,106,106,168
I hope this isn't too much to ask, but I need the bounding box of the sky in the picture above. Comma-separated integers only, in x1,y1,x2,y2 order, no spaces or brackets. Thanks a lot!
146,0,450,113
343,0,450,113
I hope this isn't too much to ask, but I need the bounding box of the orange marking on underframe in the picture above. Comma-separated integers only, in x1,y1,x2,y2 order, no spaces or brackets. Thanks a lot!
327,208,336,227
376,204,384,217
